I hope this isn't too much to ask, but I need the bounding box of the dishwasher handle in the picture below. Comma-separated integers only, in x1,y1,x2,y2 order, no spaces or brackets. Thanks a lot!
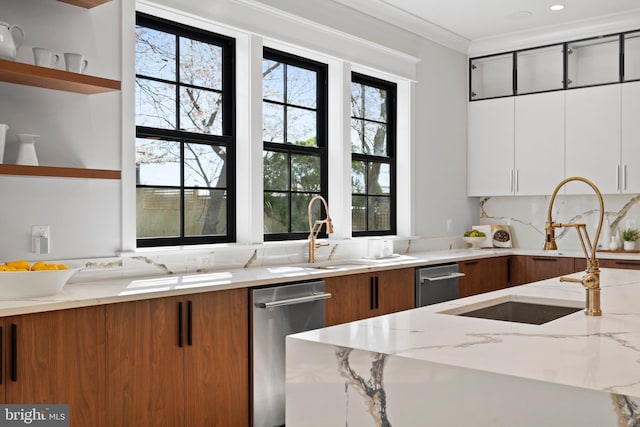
421,272,465,283
254,292,332,309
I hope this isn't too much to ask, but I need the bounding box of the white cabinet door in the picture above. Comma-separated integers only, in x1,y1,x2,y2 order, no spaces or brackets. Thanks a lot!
514,91,565,195
621,81,640,193
467,97,514,196
565,85,621,194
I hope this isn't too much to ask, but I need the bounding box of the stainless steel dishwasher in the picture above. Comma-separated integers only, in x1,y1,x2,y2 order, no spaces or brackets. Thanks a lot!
415,263,465,307
251,280,331,427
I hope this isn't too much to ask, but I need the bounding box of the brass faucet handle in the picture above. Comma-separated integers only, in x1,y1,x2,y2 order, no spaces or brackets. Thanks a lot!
560,273,599,289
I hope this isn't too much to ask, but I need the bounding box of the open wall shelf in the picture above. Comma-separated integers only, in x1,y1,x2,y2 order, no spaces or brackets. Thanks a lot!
0,60,120,94
0,165,121,180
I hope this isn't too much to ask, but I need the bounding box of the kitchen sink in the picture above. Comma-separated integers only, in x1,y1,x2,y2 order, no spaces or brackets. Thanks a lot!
440,296,583,325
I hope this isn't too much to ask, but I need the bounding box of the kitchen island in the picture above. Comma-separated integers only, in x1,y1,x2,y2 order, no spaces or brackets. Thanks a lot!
286,268,640,426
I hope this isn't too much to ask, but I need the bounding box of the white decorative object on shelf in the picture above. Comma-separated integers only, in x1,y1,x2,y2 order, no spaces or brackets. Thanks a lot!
0,124,8,163
33,47,59,68
64,53,88,73
16,133,40,166
0,21,24,61
609,233,621,251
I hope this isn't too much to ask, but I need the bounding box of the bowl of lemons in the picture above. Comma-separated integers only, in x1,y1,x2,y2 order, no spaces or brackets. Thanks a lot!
0,260,81,299
462,230,487,250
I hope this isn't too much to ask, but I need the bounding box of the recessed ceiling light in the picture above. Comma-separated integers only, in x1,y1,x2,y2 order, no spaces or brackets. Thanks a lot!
550,4,565,11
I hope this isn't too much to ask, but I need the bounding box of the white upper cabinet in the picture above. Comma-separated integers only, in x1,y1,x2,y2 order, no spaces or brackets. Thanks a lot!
621,81,640,193
467,97,514,196
565,84,621,194
514,91,565,195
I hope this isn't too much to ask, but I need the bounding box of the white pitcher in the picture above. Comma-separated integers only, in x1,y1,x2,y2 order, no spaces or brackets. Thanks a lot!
0,21,25,61
0,124,7,164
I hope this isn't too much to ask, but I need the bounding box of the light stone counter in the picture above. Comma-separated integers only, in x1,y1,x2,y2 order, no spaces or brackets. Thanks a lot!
286,268,640,426
0,250,501,316
0,246,637,317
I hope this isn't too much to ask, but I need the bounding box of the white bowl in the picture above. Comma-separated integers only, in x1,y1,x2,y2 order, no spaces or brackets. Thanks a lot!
462,236,487,249
0,268,81,299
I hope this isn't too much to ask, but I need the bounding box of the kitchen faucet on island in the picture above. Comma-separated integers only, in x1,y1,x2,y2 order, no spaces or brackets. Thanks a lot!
307,195,334,263
544,176,604,316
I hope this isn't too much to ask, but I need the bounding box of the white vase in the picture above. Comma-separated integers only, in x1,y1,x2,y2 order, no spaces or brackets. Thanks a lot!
15,134,40,166
624,240,636,251
0,124,8,164
609,236,620,251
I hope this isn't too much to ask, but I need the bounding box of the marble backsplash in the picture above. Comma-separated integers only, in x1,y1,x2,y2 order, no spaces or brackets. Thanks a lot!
32,193,640,283
479,193,640,251
59,235,459,283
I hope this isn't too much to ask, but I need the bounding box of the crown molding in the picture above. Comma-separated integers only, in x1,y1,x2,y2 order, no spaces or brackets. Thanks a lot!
332,0,470,53
469,9,640,56
231,0,421,64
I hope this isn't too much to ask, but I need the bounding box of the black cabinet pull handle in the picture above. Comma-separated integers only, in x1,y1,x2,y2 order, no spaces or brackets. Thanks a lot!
370,277,375,310
374,276,380,309
464,261,479,265
187,300,193,346
531,257,557,262
11,324,17,382
178,302,183,348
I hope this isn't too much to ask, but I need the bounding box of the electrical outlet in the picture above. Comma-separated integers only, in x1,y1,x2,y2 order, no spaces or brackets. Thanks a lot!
31,225,50,254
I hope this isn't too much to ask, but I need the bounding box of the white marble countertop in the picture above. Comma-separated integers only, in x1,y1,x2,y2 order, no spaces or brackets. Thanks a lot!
0,246,637,317
291,268,640,399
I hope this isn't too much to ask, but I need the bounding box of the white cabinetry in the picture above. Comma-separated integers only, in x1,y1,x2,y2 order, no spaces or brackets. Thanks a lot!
467,97,514,196
514,91,565,195
621,81,640,193
565,85,621,194
467,91,564,197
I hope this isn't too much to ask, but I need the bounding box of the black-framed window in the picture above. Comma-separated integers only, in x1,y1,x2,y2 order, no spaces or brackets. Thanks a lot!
135,13,235,247
351,72,396,236
262,48,328,240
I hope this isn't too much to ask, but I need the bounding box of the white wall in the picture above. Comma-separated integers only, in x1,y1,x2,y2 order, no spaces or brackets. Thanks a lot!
0,0,471,261
0,0,122,261
413,41,474,237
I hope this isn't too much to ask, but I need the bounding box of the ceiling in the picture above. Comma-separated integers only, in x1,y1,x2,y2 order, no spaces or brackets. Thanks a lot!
327,0,640,53
370,0,640,41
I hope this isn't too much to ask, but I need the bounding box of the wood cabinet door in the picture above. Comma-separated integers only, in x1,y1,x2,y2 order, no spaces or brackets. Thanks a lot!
375,268,415,316
598,258,640,270
458,257,510,297
5,306,106,427
526,256,577,282
325,273,373,326
184,289,249,427
106,296,185,427
326,268,416,326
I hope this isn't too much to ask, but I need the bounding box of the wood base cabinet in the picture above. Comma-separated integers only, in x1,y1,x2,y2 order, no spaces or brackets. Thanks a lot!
458,256,510,297
510,255,578,285
106,289,248,427
325,268,414,326
0,306,106,427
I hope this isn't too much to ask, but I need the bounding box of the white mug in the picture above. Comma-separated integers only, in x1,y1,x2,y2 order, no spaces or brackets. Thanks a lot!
64,53,88,74
33,47,59,68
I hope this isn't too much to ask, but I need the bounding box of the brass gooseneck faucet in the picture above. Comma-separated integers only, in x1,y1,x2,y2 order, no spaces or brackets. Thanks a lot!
544,176,604,316
307,195,334,263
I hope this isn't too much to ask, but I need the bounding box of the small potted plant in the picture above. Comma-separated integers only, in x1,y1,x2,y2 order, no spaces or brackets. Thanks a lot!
621,228,640,251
